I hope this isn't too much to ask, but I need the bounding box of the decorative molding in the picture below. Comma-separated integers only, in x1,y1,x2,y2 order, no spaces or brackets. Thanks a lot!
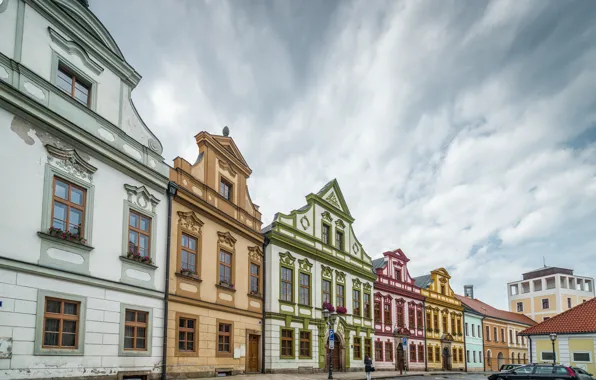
352,278,362,289
46,144,97,181
217,231,237,248
300,215,310,230
48,27,103,75
335,219,345,229
363,283,372,292
335,270,345,284
352,243,359,254
218,159,237,177
321,211,333,223
124,184,160,213
439,277,447,283
279,251,296,266
248,246,262,264
298,258,312,273
177,211,204,234
321,265,333,279
326,192,340,208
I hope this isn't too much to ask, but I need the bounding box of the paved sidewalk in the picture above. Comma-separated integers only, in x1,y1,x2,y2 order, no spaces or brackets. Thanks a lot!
190,370,495,380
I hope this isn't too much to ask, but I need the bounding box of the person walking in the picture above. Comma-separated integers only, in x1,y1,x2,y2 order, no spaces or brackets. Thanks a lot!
364,354,373,380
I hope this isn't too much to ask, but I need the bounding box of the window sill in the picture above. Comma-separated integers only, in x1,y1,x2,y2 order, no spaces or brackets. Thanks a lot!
247,292,262,299
119,256,157,270
37,231,94,251
297,303,312,309
176,272,202,283
216,284,236,293
280,356,295,360
279,299,295,306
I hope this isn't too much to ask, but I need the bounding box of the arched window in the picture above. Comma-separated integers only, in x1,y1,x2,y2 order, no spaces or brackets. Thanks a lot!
512,352,515,364
487,350,492,367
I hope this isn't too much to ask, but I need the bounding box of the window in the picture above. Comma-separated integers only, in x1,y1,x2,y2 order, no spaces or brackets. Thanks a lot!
480,351,483,363
457,319,462,335
428,345,434,362
410,343,417,362
281,267,293,302
409,305,415,328
535,365,554,374
129,210,151,257
544,317,550,321
177,317,196,353
516,332,519,345
42,297,80,349
512,352,515,363
299,273,310,305
473,351,476,363
365,338,372,358
567,298,572,309
501,328,505,343
465,322,469,336
517,302,523,312
453,347,458,362
486,326,490,340
509,330,513,343
542,298,550,309
219,178,232,201
335,230,344,250
418,344,424,363
384,302,391,325
516,365,534,374
472,324,475,337
375,341,383,361
374,300,381,323
364,293,371,318
336,284,344,307
467,350,470,363
52,178,86,236
494,327,498,342
281,329,294,357
396,304,404,326
219,250,232,285
322,280,331,304
573,352,591,362
217,322,233,356
56,65,91,105
353,337,362,359
299,331,311,358
395,268,401,280
441,285,446,295
434,314,439,331
451,317,455,333
250,263,260,294
443,315,448,332
435,346,440,362
322,224,330,245
416,309,423,329
426,313,432,330
180,233,198,273
385,342,393,362
124,309,148,351
541,352,555,361
478,325,481,338
353,290,361,315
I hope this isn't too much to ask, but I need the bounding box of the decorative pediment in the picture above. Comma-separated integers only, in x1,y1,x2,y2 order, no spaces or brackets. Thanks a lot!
374,292,382,301
279,251,296,266
352,278,362,289
248,246,263,264
300,215,310,230
335,270,345,284
46,144,97,182
394,327,411,337
217,231,237,248
321,265,333,279
326,192,340,208
298,258,312,273
396,298,406,305
383,294,392,302
48,27,103,75
218,158,237,177
124,184,160,213
177,211,204,234
363,282,372,292
321,211,333,223
335,219,345,229
441,333,454,342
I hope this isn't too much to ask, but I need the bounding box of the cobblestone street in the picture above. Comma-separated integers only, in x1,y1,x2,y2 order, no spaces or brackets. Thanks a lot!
188,371,495,380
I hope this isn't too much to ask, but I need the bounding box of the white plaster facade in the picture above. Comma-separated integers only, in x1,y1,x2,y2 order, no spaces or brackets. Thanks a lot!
0,1,169,378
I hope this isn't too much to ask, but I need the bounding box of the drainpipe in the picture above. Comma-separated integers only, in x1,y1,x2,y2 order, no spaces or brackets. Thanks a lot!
161,182,178,380
261,236,269,374
528,336,532,364
423,301,428,371
481,316,486,372
463,315,467,373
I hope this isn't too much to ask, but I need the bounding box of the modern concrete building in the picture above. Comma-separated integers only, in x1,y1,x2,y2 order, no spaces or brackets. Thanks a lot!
0,0,169,378
508,266,595,322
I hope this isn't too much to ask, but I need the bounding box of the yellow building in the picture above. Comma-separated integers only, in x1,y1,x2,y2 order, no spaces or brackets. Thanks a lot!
414,268,465,371
521,298,596,375
165,129,264,377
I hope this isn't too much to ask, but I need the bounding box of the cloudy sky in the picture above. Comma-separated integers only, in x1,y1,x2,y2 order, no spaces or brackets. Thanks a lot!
91,0,596,309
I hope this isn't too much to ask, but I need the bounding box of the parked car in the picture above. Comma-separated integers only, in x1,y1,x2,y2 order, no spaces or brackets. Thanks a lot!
488,364,578,380
571,367,594,380
501,364,524,372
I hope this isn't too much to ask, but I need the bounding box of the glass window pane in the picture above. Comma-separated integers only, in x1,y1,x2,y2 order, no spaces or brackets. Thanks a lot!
64,302,77,315
137,327,146,338
137,312,147,323
129,213,138,228
53,202,67,223
129,231,138,245
140,217,150,232
56,72,73,94
178,341,185,350
124,337,134,349
61,333,76,347
69,209,82,233
179,332,185,341
124,326,134,337
45,318,60,332
136,338,146,349
74,81,88,95
74,90,88,105
189,254,196,269
140,235,149,249
44,332,59,346
63,320,76,333
187,341,194,351
125,311,135,322
54,180,68,199
189,237,196,251
181,235,188,247
70,187,83,205
46,300,61,313
187,320,194,329
52,219,66,230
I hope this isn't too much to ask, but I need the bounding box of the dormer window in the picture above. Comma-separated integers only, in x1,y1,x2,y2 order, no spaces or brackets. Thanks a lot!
441,285,446,295
219,178,232,201
395,268,401,281
56,65,91,106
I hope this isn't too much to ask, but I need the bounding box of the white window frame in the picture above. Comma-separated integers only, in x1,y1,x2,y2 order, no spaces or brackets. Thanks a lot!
572,351,592,363
541,351,555,361
517,302,523,312
542,298,550,309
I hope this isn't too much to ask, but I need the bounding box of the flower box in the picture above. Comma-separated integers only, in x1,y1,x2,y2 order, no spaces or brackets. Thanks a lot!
219,280,235,289
180,269,199,278
322,301,335,312
126,251,153,265
336,306,348,314
48,227,86,245
249,290,262,297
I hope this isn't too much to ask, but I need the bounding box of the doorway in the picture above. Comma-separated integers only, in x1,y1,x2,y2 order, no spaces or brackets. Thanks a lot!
397,343,405,371
497,352,504,370
442,346,451,370
247,334,259,373
326,337,342,371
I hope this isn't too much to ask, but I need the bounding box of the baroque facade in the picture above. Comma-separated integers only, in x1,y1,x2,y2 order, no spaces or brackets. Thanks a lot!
0,0,168,378
263,180,376,373
165,131,264,377
414,269,465,371
372,249,425,371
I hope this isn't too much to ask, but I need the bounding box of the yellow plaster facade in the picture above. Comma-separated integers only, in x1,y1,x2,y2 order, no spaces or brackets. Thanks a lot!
419,268,465,371
166,131,264,377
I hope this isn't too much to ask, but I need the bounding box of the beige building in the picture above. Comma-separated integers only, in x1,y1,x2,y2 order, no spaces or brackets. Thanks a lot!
508,266,594,322
165,129,264,377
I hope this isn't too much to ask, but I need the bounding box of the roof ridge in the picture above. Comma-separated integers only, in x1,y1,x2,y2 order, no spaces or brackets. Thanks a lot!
521,297,596,335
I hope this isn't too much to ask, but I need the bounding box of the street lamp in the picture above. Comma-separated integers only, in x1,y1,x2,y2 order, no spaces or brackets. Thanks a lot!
323,309,338,380
549,333,557,365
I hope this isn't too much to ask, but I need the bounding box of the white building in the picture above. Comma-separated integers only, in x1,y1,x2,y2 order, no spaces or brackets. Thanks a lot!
0,1,169,378
263,180,376,373
508,266,595,322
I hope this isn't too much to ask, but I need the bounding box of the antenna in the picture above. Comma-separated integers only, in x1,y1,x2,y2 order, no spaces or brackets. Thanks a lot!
543,256,546,268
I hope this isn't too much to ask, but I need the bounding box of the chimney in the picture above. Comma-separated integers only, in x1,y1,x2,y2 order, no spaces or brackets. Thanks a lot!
464,285,474,299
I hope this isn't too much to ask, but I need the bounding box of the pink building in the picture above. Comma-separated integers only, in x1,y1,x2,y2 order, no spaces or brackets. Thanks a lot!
372,249,426,371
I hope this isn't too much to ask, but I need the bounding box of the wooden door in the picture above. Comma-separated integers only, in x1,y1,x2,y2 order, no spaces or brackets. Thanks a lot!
397,344,405,370
326,339,341,371
247,335,259,372
442,347,451,370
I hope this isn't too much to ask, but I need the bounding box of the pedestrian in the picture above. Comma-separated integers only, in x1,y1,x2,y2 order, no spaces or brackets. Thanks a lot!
364,354,373,380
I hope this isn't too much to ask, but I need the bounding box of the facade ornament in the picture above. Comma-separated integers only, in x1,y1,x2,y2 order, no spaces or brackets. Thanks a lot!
48,28,103,75
335,270,345,284
363,282,372,292
248,246,262,264
352,243,359,254
217,231,237,248
352,278,362,289
300,215,310,230
298,258,312,273
321,211,333,223
279,251,296,266
177,211,204,234
321,265,333,279
326,192,340,208
46,145,97,182
124,184,160,213
439,277,447,284
218,158,237,177
335,219,345,229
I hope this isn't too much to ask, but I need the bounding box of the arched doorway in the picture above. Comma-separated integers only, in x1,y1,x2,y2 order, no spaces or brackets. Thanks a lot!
442,346,452,370
523,353,527,364
325,333,344,372
512,352,515,364
497,352,504,369
517,353,521,364
397,343,405,371
486,350,492,369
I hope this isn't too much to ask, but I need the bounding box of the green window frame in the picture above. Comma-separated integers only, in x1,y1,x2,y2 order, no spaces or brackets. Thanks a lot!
336,284,345,307
353,289,361,316
321,223,331,245
322,279,332,304
353,336,362,359
299,272,311,306
280,328,295,358
281,267,294,303
335,229,344,250
299,330,311,359
363,292,371,319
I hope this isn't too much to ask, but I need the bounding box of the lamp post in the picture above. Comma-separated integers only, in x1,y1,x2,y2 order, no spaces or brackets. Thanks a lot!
549,333,557,365
323,309,338,380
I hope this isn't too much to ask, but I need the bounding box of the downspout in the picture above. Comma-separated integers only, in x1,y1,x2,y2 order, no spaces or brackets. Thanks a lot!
528,336,532,364
261,236,269,374
482,316,486,372
161,182,177,380
423,301,428,371
463,314,467,373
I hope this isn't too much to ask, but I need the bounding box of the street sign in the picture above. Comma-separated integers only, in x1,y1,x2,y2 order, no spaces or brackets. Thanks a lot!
329,329,335,350
402,337,407,345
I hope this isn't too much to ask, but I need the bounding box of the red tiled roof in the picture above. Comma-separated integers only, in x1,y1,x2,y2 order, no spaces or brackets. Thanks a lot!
455,295,536,326
520,297,596,335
